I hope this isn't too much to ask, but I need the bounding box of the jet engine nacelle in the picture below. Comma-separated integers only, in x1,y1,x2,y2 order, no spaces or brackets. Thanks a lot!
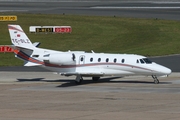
44,53,76,65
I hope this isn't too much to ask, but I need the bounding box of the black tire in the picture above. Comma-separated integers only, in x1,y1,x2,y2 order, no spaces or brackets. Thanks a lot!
92,77,100,81
75,78,82,85
154,80,159,84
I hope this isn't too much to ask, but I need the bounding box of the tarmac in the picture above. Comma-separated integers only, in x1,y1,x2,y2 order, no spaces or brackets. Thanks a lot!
0,72,180,120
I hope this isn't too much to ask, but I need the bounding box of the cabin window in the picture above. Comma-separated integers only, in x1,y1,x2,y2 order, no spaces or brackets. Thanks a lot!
81,57,84,61
106,58,109,62
121,59,125,63
114,58,117,63
137,60,139,63
90,58,93,62
98,58,101,62
140,59,145,64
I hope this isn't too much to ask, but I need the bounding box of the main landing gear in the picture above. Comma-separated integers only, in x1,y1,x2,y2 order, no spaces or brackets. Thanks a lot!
75,76,100,84
92,77,100,81
75,75,83,84
152,75,159,84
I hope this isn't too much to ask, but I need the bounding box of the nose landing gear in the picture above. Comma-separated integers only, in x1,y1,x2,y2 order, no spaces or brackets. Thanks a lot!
152,75,159,84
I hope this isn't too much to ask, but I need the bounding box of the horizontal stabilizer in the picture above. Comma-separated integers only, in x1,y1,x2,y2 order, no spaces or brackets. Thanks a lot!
33,42,41,47
24,61,41,66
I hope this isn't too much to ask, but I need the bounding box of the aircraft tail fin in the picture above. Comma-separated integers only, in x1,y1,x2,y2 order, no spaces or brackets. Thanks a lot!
8,25,42,67
8,24,35,50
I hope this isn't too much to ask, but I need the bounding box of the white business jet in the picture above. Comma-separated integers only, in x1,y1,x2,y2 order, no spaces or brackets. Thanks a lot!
8,24,171,84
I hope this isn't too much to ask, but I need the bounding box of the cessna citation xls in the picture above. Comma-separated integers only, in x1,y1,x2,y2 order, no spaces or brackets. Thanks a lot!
7,24,171,84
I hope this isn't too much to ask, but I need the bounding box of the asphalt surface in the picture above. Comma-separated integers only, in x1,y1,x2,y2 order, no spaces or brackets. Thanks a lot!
0,72,180,120
1,0,180,20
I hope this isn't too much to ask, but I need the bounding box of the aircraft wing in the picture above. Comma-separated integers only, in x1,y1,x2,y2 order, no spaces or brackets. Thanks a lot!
59,71,104,76
58,68,133,77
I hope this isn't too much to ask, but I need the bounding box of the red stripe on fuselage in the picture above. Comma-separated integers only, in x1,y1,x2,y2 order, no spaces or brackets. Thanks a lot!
15,50,153,72
14,50,44,64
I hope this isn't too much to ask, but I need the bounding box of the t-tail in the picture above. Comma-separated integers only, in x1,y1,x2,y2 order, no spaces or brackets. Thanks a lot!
8,24,35,50
8,24,41,66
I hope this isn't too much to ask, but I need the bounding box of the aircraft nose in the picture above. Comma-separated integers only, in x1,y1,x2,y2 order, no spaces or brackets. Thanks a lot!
153,64,172,75
162,67,172,75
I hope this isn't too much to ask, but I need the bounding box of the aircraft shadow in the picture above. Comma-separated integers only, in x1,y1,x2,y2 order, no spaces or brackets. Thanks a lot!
17,78,74,83
57,77,172,87
17,78,45,82
17,77,172,87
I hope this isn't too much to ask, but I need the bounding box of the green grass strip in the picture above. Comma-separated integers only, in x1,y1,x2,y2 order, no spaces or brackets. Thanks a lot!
0,13,180,66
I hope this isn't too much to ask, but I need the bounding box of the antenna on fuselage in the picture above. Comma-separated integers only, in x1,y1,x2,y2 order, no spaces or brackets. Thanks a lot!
91,50,95,53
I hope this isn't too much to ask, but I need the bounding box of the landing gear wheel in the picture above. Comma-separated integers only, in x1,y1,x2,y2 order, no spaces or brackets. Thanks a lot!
92,77,100,81
75,75,83,85
75,78,83,85
152,75,159,84
154,79,159,84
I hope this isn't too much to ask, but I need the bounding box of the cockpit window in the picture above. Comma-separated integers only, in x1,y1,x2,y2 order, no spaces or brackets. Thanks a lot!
136,59,139,63
143,58,152,64
140,59,145,64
